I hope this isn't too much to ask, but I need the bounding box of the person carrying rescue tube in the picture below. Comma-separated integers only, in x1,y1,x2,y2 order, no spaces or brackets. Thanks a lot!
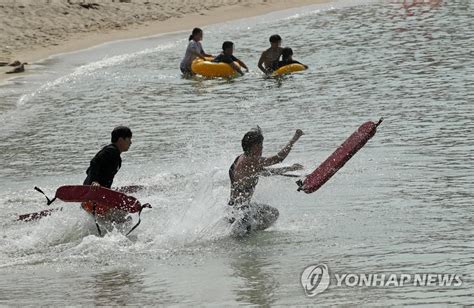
274,47,308,70
212,41,249,76
257,34,283,75
180,27,213,76
227,127,304,235
82,126,132,221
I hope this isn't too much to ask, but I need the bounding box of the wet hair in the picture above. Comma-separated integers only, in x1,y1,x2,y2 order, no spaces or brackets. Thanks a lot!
111,126,132,143
222,41,234,51
269,34,282,43
241,127,264,155
189,28,202,41
282,47,293,60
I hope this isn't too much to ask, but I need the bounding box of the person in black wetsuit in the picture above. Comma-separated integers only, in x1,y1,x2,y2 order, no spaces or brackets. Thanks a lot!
212,41,249,76
83,126,132,189
82,126,132,225
227,126,304,235
273,47,308,70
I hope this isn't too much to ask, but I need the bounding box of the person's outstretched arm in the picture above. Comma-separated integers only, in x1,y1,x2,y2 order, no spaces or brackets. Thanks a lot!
201,49,213,58
236,58,249,72
192,49,206,60
260,164,304,177
261,129,304,167
189,42,206,59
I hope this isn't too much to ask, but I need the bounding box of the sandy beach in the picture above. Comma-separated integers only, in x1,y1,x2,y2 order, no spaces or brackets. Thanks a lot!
0,0,332,80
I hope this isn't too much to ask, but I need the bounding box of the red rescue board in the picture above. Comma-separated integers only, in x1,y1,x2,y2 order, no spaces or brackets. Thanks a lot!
297,118,383,193
55,185,143,214
19,186,151,236
18,185,151,222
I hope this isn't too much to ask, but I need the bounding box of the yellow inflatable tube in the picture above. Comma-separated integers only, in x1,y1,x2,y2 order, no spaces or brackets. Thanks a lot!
191,57,240,78
272,63,307,77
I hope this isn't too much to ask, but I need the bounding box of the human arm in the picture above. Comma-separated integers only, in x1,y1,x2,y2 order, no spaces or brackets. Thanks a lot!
201,50,213,58
191,49,206,60
261,129,304,167
257,51,268,74
228,56,245,75
230,62,244,75
260,163,304,176
236,58,249,72
85,146,118,187
189,41,206,60
197,41,212,58
86,154,104,185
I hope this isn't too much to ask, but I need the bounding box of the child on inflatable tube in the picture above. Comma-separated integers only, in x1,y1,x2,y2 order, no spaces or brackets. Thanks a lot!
274,47,308,70
212,41,249,76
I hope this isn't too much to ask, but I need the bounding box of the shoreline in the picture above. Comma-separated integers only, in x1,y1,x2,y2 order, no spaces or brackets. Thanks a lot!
0,0,334,82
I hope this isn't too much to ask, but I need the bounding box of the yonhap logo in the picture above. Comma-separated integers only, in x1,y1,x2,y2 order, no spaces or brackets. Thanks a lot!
301,264,330,297
301,264,463,297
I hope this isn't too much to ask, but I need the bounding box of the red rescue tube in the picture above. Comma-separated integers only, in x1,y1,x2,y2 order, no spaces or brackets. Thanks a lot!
55,185,144,214
297,118,383,193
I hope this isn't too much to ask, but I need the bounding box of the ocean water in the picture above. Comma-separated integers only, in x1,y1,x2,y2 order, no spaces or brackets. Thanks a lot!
0,0,473,305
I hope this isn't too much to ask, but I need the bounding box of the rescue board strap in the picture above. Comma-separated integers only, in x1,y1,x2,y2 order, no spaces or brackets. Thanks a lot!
92,202,102,236
126,203,152,236
34,186,57,205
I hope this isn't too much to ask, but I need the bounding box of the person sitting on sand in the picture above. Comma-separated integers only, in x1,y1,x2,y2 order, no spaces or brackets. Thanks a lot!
257,34,283,75
180,27,213,76
82,126,132,222
227,127,304,235
274,47,308,70
212,41,249,76
5,62,27,74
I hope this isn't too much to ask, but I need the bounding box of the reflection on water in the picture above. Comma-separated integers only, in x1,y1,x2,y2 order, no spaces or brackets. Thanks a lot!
93,270,143,306
231,239,279,306
0,0,473,305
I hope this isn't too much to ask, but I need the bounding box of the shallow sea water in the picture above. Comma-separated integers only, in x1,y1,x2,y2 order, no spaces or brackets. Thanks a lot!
0,0,472,305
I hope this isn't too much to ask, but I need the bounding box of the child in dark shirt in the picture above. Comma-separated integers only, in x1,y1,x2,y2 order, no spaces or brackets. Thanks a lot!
274,47,308,70
212,41,249,76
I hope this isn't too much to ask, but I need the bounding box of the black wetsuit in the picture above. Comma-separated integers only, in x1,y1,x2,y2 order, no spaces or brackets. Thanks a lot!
83,144,121,188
